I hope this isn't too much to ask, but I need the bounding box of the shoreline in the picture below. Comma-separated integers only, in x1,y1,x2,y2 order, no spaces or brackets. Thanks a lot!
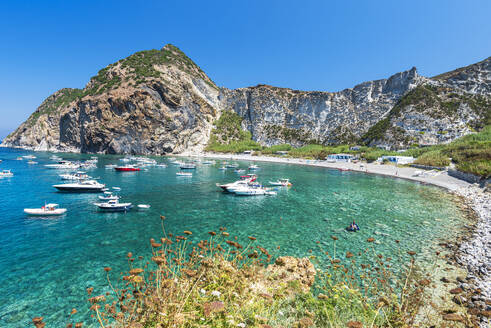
194,152,490,326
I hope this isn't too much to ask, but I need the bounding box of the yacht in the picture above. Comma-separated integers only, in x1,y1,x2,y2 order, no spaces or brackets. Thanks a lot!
202,160,215,165
226,163,239,169
105,164,117,169
45,161,80,170
176,172,192,177
248,164,260,170
217,175,257,192
22,155,36,159
269,178,292,187
24,203,67,216
53,180,105,192
0,170,14,177
94,199,133,212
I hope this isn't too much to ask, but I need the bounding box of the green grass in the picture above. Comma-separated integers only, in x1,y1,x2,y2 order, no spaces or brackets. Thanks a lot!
413,150,451,167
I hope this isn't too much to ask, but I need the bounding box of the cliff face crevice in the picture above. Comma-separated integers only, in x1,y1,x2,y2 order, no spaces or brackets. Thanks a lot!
1,46,489,153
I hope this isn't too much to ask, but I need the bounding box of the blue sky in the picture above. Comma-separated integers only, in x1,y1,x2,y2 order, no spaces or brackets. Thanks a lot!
0,0,490,138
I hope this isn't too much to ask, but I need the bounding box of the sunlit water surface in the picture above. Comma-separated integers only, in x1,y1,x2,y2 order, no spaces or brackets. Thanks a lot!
0,148,468,327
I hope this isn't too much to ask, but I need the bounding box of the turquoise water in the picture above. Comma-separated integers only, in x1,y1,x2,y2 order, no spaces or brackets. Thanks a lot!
0,148,467,327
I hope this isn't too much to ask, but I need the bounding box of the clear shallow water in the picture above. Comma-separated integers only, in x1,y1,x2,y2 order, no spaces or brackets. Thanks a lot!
0,148,467,327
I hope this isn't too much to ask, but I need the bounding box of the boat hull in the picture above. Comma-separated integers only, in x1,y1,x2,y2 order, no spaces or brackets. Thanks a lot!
114,167,140,172
54,186,104,192
24,209,67,216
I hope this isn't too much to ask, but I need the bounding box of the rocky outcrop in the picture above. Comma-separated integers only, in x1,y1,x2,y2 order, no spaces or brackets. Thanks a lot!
1,45,489,153
2,45,221,154
220,68,425,146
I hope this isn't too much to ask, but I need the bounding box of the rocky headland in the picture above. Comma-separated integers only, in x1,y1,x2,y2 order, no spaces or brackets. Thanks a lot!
1,45,489,153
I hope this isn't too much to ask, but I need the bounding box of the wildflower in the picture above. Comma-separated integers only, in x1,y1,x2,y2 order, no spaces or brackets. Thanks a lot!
151,242,162,248
129,268,144,275
278,311,284,316
104,267,111,272
70,308,77,315
151,256,166,265
86,287,94,295
407,251,416,256
208,231,216,236
211,290,221,297
367,237,375,242
222,231,230,237
200,288,206,294
184,230,192,235
331,235,338,241
346,251,354,258
127,252,132,258
248,236,256,241
160,215,165,220
237,323,246,328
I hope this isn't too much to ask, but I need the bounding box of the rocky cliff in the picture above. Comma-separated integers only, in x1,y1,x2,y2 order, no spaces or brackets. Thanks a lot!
2,45,221,154
2,45,489,153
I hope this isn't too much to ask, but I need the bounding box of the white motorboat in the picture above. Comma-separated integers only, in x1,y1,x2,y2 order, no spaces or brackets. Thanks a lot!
0,170,13,177
202,160,215,165
50,155,62,161
226,163,239,169
180,163,196,169
94,199,133,212
156,164,167,168
22,155,36,159
105,164,117,169
53,180,105,192
16,157,23,160
176,172,192,177
217,174,257,192
218,166,227,170
27,161,38,165
234,169,246,174
24,203,67,216
59,172,90,180
45,161,80,170
112,187,121,191
171,160,184,165
248,164,260,170
137,204,151,209
269,178,292,187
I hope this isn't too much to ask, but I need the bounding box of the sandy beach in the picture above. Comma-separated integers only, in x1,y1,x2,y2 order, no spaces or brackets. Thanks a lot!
192,152,490,326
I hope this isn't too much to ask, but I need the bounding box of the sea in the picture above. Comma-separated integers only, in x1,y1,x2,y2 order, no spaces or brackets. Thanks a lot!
0,147,468,327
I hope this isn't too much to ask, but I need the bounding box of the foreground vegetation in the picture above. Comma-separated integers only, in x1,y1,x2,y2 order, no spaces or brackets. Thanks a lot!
41,216,475,328
206,112,490,178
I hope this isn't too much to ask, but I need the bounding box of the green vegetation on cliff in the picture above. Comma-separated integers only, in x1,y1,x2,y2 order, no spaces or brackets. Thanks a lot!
206,110,262,153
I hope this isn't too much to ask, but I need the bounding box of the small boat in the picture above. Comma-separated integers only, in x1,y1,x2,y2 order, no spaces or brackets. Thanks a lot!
0,170,13,177
105,164,117,169
16,157,23,160
114,165,140,172
50,155,62,161
248,164,260,170
156,164,167,168
269,178,292,187
346,222,360,232
176,172,192,177
120,157,131,162
94,199,133,212
218,166,227,170
180,163,196,169
234,169,246,174
171,160,184,165
45,161,80,170
27,161,38,165
217,175,257,192
53,180,105,192
112,187,121,191
59,172,90,180
22,155,36,159
137,204,151,209
98,193,119,201
202,160,215,165
226,163,239,169
24,203,67,216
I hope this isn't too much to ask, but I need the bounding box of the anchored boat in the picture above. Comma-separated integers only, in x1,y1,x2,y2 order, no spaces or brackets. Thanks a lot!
24,203,67,216
53,180,105,192
94,199,133,212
